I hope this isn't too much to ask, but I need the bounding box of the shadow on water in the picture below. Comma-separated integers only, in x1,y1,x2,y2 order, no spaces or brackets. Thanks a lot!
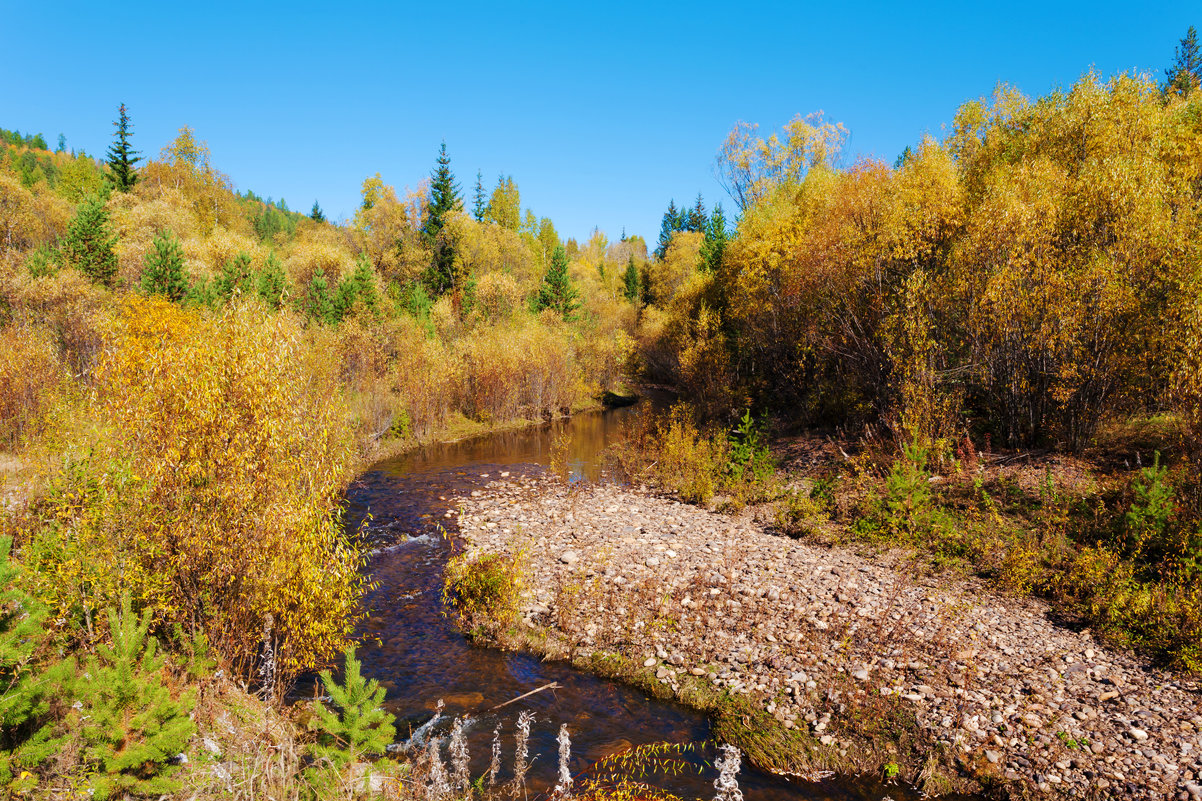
324,408,973,800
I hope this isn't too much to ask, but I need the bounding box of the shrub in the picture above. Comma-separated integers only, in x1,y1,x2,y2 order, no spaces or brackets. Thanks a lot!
27,297,367,681
442,549,527,634
0,324,68,451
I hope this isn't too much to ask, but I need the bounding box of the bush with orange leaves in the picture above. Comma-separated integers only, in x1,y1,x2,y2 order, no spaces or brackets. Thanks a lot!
24,297,366,684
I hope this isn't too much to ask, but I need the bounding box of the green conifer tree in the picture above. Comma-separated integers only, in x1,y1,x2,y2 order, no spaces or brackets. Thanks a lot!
0,537,70,788
310,200,326,223
70,596,196,800
183,275,215,309
213,252,254,302
105,104,140,192
535,245,581,320
64,195,118,286
140,231,189,301
654,199,681,260
472,169,486,222
305,269,338,324
623,254,640,302
255,252,288,308
422,141,462,242
308,647,396,769
1165,26,1202,96
700,203,729,272
686,193,707,232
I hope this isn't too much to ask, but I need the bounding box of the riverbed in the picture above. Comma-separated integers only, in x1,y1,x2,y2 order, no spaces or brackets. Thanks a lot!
338,409,950,800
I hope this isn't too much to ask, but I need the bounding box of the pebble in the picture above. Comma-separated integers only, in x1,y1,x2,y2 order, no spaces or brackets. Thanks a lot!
456,475,1202,800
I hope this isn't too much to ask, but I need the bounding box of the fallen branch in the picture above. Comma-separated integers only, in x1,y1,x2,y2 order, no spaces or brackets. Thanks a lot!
489,682,562,712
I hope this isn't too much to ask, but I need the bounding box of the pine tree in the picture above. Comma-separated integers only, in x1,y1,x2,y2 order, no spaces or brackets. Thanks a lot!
183,275,215,309
422,141,462,242
105,103,140,192
0,537,70,788
310,200,326,223
655,199,680,260
1165,26,1202,96
213,252,254,302
309,647,396,769
71,596,197,800
623,254,640,302
701,203,729,272
535,245,580,320
64,195,118,286
255,252,288,308
472,169,487,222
305,269,337,324
140,231,189,301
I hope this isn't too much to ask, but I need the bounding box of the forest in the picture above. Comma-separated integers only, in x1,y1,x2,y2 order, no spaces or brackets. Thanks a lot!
1,26,1201,801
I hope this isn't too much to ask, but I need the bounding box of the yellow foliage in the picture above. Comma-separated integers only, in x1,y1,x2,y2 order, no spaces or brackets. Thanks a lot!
0,324,68,450
29,297,365,678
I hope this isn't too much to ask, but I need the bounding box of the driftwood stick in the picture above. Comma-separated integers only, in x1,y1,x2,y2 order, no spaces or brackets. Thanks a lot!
489,682,562,712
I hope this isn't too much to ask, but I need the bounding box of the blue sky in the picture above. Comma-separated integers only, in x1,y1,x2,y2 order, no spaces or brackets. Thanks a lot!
3,1,1197,242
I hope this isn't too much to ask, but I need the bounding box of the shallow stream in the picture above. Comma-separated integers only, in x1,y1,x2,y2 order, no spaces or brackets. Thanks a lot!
332,409,962,800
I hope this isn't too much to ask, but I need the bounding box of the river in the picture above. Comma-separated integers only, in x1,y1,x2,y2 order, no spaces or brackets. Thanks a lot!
333,408,962,800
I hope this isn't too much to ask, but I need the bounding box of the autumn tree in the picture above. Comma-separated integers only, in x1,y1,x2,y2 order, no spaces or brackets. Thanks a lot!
105,103,140,192
485,175,520,230
1164,26,1201,96
716,112,847,211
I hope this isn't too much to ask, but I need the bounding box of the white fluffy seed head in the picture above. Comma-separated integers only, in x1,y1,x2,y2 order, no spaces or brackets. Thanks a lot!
713,743,743,801
554,723,573,798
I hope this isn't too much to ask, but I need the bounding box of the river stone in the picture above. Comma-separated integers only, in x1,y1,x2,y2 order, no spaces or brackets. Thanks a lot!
643,657,657,668
559,550,580,565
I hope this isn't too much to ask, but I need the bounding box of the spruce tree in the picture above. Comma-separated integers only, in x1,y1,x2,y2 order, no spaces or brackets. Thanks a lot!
64,195,119,286
309,647,396,769
687,193,707,232
71,596,196,800
140,231,189,301
472,169,486,222
701,203,729,272
422,141,462,242
310,200,326,223
623,254,640,302
105,103,140,192
1165,26,1202,96
535,245,580,320
655,199,680,260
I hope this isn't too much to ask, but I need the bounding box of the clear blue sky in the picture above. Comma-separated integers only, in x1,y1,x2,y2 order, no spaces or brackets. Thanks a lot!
2,1,1196,242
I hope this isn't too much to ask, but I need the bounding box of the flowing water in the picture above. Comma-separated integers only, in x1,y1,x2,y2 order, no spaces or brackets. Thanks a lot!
331,409,970,800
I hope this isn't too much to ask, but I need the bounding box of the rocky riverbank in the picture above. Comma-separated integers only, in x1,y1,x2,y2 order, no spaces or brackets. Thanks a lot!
450,474,1202,799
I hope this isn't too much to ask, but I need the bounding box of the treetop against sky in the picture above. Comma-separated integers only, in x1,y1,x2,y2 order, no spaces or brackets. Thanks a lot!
5,0,1196,240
